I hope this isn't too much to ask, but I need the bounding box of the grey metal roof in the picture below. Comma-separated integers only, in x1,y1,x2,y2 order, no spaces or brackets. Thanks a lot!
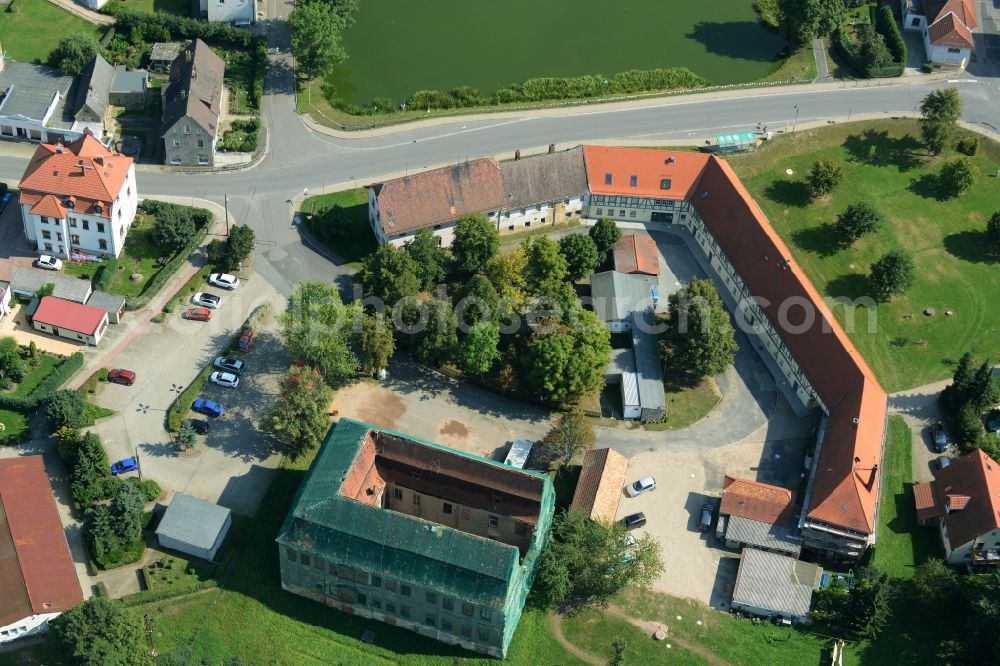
86,290,126,313
590,271,658,322
606,348,639,408
631,310,666,414
111,66,148,94
499,146,588,210
150,42,184,63
732,548,822,619
725,515,802,557
11,268,91,303
73,55,114,120
0,61,73,121
155,493,231,551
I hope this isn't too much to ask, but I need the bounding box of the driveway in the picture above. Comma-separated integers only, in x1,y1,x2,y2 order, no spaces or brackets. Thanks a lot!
88,273,289,516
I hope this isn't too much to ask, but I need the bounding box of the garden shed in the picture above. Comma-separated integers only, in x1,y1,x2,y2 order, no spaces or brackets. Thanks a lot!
155,493,232,562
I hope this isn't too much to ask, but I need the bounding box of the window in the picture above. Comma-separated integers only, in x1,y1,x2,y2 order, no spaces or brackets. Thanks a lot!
460,624,472,637
328,563,338,574
525,221,531,227
42,230,51,240
948,47,961,54
371,575,382,588
629,210,637,218
69,219,77,228
424,614,435,627
393,488,403,501
198,157,209,166
385,602,396,614
355,571,369,585
400,605,410,618
400,584,412,597
286,549,296,561
461,507,471,521
371,598,382,610
357,593,367,605
40,217,49,224
515,522,528,536
184,125,190,133
619,210,625,217
44,243,53,251
629,175,637,187
97,222,105,233
596,208,603,215
170,157,181,165
478,628,490,642
911,17,920,27
426,591,437,604
412,494,420,506
442,596,453,611
507,225,514,231
385,579,397,592
82,220,89,230
488,516,499,529
173,139,181,147
313,556,324,570
462,603,474,617
300,554,311,566
441,620,452,632
99,239,108,250
604,173,612,185
660,178,672,190
71,234,80,244
197,139,204,148
480,608,492,622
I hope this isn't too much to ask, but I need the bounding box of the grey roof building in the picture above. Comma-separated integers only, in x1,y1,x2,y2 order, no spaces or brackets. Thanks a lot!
0,59,79,141
149,42,184,70
723,516,802,558
499,146,588,210
631,310,666,422
155,493,232,561
160,39,225,166
731,548,822,623
10,268,92,304
590,270,659,324
86,290,126,324
109,66,148,108
72,55,114,123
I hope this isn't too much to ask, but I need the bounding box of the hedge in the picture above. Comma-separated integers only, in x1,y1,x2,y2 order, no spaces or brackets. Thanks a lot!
874,5,906,66
166,365,212,432
835,28,904,79
118,579,219,607
127,477,162,503
92,257,118,292
105,4,252,49
0,352,84,411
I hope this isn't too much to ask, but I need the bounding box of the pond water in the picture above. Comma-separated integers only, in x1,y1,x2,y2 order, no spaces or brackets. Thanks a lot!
326,0,789,105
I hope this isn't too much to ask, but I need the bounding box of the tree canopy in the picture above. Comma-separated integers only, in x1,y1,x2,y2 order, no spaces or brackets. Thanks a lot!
263,366,333,460
523,236,568,294
451,213,500,274
988,211,1000,253
533,410,595,470
404,227,448,290
151,206,198,251
869,249,915,301
47,597,152,666
357,313,395,376
920,88,962,154
280,280,359,385
856,24,894,70
288,1,348,79
224,224,255,271
356,242,420,306
807,158,845,197
458,321,501,376
523,309,611,404
938,158,979,198
413,299,458,367
835,201,883,245
665,279,738,379
558,233,600,281
783,0,844,44
0,336,26,387
589,218,621,263
48,34,99,76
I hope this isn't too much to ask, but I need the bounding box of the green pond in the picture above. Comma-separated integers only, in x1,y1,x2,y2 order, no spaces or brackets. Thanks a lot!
327,0,789,105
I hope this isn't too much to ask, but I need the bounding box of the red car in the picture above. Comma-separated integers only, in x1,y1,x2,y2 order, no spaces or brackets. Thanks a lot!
184,307,212,321
107,369,136,386
238,327,254,352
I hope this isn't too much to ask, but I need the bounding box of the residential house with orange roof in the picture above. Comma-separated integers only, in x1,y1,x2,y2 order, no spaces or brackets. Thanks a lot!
18,131,138,259
718,476,802,557
911,449,1000,568
902,0,978,67
570,448,629,523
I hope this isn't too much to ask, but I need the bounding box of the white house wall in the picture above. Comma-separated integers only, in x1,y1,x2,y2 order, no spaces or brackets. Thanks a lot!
924,36,970,66
207,0,255,24
0,612,62,645
942,525,1000,565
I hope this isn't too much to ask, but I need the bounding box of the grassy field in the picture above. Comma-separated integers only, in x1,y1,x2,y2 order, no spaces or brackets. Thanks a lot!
143,554,217,594
731,119,1000,392
300,188,377,267
561,609,709,665
0,408,30,445
648,376,722,431
872,416,943,578
0,0,106,62
108,215,168,297
117,0,191,15
8,353,62,398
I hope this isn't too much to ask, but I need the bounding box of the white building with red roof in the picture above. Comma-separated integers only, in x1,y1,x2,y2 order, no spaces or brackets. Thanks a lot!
30,296,109,346
903,0,978,67
18,131,138,259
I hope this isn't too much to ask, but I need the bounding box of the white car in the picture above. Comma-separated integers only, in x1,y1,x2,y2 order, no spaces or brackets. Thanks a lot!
209,371,239,388
192,292,221,309
35,255,63,271
208,273,240,290
625,476,657,498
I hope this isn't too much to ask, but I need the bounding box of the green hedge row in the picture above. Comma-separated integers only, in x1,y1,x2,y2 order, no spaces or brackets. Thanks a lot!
105,4,252,49
118,579,219,607
330,67,709,115
0,353,84,411
835,27,904,79
92,257,118,292
874,5,907,66
166,365,212,432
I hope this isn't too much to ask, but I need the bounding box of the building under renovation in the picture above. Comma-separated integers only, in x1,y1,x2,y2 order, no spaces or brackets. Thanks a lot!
276,419,555,657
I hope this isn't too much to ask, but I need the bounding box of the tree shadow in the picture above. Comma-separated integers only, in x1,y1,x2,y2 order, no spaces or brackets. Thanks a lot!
842,130,924,171
942,230,999,264
684,22,788,63
763,179,812,208
826,273,872,301
907,173,949,201
790,223,842,257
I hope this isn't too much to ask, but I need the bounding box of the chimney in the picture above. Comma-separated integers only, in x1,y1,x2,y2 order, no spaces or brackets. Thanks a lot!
514,149,521,161
548,143,555,154
95,155,104,166
55,143,64,154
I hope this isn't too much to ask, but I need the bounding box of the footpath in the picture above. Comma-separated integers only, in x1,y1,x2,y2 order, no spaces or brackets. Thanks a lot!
44,0,114,25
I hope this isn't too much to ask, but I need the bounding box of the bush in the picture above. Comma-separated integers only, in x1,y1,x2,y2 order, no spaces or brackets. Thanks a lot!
126,477,161,503
127,205,212,311
81,368,107,395
44,390,88,431
754,0,783,29
118,579,218,607
105,4,251,49
939,158,979,197
94,581,109,598
956,135,979,156
92,258,118,292
922,62,935,74
166,366,212,432
874,6,906,65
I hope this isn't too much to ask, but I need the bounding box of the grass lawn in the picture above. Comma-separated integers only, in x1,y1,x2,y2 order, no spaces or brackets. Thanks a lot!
116,0,191,15
561,608,709,665
0,0,106,62
500,219,582,246
872,416,942,578
0,409,30,445
108,214,169,297
8,353,62,398
730,119,1000,392
761,44,818,82
301,188,378,266
646,376,722,431
143,554,217,594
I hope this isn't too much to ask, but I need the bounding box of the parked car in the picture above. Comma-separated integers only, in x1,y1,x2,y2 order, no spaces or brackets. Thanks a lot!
0,191,12,214
932,421,948,452
238,327,254,352
209,371,240,388
935,456,951,470
621,512,647,530
214,357,245,374
107,369,137,386
183,307,212,321
192,397,224,417
187,419,210,435
110,456,138,475
208,273,240,290
192,292,221,309
699,503,715,532
35,254,63,271
625,476,657,498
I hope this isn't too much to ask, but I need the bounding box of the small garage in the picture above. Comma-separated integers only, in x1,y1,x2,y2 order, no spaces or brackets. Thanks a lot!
155,493,232,562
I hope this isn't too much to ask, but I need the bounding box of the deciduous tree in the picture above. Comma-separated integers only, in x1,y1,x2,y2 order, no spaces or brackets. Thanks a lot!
414,299,458,367
485,246,528,307
920,88,962,154
534,410,595,470
523,309,611,404
665,279,738,379
458,321,500,376
807,158,844,197
225,224,255,270
558,233,600,281
452,213,500,274
869,250,915,301
589,217,621,263
356,243,420,306
47,597,152,666
938,157,979,198
48,34,99,76
263,366,333,460
456,274,500,327
357,313,395,376
0,336,26,386
988,211,1000,254
783,0,844,44
280,281,359,386
151,206,197,251
523,236,568,294
835,201,883,245
288,1,348,79
404,227,447,290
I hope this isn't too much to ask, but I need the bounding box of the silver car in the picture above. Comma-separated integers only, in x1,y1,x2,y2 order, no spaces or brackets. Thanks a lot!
625,476,657,498
209,371,239,388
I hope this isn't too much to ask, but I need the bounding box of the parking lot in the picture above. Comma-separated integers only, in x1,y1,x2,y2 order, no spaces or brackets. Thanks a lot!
89,273,289,516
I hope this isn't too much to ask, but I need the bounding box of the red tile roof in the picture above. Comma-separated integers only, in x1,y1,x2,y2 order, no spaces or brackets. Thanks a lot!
372,158,505,236
934,450,1000,551
19,132,132,219
570,448,629,523
0,456,83,626
927,12,975,48
720,476,796,526
583,146,710,200
690,156,887,536
29,194,68,219
926,0,977,29
32,296,107,336
613,234,660,275
912,480,944,523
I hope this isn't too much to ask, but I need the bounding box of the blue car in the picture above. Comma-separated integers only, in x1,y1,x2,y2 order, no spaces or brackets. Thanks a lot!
0,192,12,214
192,397,224,417
110,456,139,475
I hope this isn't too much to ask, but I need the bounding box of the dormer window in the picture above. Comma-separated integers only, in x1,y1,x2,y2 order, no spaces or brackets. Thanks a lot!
660,179,672,190
604,173,612,185
629,175,638,187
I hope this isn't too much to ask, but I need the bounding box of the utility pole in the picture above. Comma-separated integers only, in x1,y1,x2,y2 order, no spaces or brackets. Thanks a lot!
792,104,800,133
224,194,230,237
135,446,142,482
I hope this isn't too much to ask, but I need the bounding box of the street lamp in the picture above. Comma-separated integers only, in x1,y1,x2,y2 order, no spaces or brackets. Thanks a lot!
792,104,800,133
135,445,142,482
